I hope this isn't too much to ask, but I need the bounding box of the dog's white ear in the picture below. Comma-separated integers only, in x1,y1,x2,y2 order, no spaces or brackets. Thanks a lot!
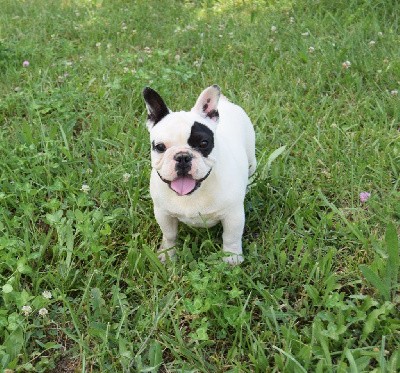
143,87,170,129
192,85,221,122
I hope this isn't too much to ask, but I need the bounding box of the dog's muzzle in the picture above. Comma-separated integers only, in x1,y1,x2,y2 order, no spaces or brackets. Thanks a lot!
157,168,212,196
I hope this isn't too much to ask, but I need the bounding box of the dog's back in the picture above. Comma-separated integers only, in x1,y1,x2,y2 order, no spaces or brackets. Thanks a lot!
217,96,257,177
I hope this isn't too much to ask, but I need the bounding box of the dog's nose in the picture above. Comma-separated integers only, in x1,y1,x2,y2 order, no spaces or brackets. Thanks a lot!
174,152,193,165
174,152,193,176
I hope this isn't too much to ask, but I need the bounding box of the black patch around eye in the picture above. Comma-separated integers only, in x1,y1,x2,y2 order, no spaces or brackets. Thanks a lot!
188,122,214,157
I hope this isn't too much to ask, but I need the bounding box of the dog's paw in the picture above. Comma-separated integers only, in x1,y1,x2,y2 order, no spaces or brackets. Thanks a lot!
158,248,176,264
223,254,244,266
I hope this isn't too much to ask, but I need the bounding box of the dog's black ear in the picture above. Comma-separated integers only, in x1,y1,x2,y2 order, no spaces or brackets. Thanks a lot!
192,85,221,122
143,87,170,129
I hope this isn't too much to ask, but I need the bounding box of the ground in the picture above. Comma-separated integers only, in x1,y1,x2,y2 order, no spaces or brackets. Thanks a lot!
0,0,399,371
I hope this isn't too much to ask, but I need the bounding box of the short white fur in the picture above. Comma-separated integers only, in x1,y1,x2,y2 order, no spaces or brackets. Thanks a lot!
143,85,256,265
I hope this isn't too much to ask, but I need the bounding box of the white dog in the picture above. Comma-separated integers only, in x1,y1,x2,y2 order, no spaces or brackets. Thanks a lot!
143,85,256,264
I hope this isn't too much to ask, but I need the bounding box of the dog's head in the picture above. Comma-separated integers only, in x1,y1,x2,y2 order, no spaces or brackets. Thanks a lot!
143,85,220,196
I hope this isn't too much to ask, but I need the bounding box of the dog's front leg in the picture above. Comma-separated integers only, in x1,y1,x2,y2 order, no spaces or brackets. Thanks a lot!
154,207,178,262
221,207,245,265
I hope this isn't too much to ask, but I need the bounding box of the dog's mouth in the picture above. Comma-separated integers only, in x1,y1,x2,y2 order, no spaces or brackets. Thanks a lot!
157,169,212,196
170,176,197,195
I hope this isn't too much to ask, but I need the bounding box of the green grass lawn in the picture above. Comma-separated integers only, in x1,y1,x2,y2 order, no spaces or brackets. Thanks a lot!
0,0,399,371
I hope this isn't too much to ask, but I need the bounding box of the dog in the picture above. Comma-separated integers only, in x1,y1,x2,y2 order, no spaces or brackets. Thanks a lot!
142,85,256,265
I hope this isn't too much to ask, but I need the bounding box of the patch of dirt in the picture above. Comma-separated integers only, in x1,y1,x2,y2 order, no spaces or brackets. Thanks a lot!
50,356,81,373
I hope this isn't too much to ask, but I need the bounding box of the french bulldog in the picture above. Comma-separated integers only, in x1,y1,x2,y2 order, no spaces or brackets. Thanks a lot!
143,85,256,265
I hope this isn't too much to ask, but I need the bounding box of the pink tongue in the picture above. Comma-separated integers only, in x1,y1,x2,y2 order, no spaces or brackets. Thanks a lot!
171,177,196,196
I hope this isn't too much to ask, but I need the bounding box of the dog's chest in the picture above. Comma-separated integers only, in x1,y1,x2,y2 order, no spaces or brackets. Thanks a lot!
167,197,221,227
175,213,219,228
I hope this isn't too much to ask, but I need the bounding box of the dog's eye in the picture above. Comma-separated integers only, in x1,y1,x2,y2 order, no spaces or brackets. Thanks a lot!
199,140,208,148
154,143,166,153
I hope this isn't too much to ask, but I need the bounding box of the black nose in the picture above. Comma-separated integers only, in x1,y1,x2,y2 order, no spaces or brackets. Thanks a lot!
174,152,193,165
174,152,192,175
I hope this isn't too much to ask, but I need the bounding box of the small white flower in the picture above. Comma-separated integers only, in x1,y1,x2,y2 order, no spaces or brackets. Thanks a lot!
123,172,131,182
96,42,101,48
390,89,398,96
308,46,315,53
271,25,277,32
81,184,90,193
289,17,295,24
22,305,32,316
38,308,48,317
193,60,201,67
42,290,52,299
301,31,310,36
378,31,383,37
123,67,129,73
342,60,351,69
369,40,376,46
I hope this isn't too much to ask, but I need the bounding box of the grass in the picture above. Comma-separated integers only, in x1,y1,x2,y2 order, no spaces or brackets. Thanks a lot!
0,0,399,371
